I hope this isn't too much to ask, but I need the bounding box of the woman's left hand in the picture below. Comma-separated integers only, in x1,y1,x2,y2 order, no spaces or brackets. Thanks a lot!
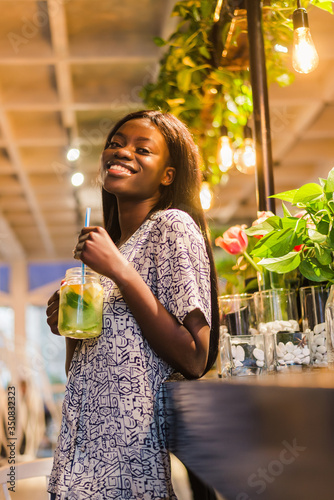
73,226,128,280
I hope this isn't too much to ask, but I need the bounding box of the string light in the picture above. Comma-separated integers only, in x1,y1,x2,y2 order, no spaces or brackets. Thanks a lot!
200,182,213,210
292,1,319,74
217,126,234,172
235,125,256,175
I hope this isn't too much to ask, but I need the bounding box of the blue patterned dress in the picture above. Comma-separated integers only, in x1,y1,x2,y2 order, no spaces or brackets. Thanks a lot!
48,209,212,500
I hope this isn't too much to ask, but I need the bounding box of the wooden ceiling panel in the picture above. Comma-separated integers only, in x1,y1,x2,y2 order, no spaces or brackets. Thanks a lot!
28,174,74,196
0,194,29,212
19,146,67,173
5,211,35,227
0,64,57,104
283,138,334,166
76,110,116,144
268,64,330,105
71,62,155,103
36,193,76,210
8,110,65,140
65,0,165,57
0,174,23,194
49,224,78,236
43,210,77,225
0,0,52,58
306,104,334,138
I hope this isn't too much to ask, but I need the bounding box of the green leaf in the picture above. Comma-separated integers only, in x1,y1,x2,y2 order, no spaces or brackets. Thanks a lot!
200,0,213,19
299,258,334,282
315,246,332,265
153,37,167,47
307,229,327,243
317,219,330,235
251,228,301,259
166,98,185,107
258,252,301,274
325,166,334,193
328,227,334,247
245,224,273,237
269,189,297,202
199,46,211,59
177,69,192,92
282,202,292,217
293,183,324,204
281,217,306,233
183,56,196,67
66,291,89,309
245,216,284,238
311,0,333,14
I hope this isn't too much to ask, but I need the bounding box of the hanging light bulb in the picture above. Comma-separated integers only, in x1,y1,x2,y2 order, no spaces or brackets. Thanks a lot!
292,2,319,74
235,125,256,175
217,126,234,173
200,182,213,211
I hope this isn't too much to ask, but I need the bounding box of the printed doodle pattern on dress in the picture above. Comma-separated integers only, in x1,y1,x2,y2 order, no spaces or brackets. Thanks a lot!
48,209,211,500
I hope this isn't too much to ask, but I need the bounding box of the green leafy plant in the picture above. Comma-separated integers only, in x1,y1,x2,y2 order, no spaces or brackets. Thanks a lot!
141,0,333,184
246,167,334,283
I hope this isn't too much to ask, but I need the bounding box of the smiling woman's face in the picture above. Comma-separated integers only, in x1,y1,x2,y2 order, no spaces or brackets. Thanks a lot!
101,118,175,204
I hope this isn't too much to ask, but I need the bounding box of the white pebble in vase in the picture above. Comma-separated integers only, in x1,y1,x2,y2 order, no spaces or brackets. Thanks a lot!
253,348,264,361
235,345,245,362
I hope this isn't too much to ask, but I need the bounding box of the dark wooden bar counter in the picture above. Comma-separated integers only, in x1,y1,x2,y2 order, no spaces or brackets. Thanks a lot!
165,369,334,500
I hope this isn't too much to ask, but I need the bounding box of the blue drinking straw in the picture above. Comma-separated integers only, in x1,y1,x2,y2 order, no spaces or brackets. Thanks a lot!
82,207,91,283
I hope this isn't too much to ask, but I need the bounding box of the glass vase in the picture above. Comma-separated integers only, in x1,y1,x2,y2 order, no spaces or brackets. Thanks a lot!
300,285,329,367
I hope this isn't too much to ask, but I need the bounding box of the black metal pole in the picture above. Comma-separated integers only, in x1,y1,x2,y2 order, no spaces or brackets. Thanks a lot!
246,0,275,213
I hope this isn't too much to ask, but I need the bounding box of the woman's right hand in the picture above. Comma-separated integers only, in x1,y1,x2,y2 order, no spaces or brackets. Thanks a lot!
46,290,60,336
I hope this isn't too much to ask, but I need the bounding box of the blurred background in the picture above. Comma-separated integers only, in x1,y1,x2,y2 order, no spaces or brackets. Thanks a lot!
1,0,334,486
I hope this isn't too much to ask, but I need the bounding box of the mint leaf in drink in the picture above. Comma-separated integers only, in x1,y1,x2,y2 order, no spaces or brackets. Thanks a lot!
66,291,89,309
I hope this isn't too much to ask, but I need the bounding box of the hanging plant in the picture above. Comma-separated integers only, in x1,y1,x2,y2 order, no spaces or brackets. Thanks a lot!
141,0,333,185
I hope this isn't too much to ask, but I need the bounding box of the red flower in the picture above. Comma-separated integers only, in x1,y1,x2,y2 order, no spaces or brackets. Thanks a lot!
293,244,304,252
251,210,275,239
215,225,248,255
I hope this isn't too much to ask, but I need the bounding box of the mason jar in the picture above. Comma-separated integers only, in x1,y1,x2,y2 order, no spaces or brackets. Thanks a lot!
58,267,103,339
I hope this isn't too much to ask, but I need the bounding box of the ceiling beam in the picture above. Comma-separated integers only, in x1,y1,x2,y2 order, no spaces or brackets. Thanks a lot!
1,102,142,112
0,211,25,260
47,0,77,132
0,55,158,65
0,106,56,256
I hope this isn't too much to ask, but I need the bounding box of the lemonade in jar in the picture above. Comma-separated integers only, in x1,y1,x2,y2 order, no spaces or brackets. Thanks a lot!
58,267,103,339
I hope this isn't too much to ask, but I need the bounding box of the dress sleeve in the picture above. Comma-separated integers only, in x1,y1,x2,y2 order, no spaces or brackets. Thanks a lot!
151,210,212,327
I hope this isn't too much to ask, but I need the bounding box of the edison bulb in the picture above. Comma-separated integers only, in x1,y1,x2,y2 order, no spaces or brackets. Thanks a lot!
235,139,256,175
200,182,213,211
217,136,233,172
292,27,319,74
